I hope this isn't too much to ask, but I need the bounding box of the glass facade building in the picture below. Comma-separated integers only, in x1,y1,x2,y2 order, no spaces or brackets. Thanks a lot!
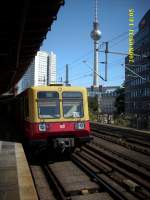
125,10,150,129
20,51,56,91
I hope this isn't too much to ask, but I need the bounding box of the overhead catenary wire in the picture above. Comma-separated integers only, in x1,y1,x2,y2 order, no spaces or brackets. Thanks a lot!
57,27,142,86
107,26,138,44
58,28,137,76
70,73,92,82
58,26,139,72
108,57,124,65
122,63,150,83
109,35,129,49
69,69,92,80
99,50,148,58
57,50,93,74
69,58,124,80
57,57,93,80
69,56,125,84
70,67,92,78
83,60,106,81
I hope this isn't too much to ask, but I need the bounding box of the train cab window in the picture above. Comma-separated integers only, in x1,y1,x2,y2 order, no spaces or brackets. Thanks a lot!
62,92,84,118
37,92,60,118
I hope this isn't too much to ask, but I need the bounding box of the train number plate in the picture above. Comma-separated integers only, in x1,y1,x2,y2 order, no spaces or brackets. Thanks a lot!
60,124,65,128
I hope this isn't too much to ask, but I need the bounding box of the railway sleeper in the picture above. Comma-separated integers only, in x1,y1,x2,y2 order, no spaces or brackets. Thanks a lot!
93,132,150,156
82,145,150,191
75,150,112,174
72,153,100,175
98,174,139,200
86,144,150,181
72,152,139,200
85,144,150,198
71,192,113,200
75,148,150,199
91,123,150,143
48,161,100,197
87,142,150,177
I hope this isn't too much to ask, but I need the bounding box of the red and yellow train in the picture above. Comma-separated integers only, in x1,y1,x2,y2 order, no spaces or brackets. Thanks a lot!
15,85,92,152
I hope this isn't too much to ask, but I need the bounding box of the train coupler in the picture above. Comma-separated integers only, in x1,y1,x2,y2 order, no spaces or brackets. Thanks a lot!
53,138,75,153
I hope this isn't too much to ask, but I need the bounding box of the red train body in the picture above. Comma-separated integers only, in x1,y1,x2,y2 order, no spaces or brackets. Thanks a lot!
15,85,92,152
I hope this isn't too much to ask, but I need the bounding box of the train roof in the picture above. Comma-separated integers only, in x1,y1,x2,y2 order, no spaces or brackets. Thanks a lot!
27,85,87,92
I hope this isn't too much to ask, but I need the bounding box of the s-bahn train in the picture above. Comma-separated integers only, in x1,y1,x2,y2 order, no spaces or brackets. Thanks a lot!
15,85,92,152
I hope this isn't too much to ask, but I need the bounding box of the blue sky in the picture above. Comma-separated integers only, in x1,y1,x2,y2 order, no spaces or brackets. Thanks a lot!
41,0,150,87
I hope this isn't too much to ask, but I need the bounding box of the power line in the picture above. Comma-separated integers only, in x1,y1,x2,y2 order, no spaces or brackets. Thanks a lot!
57,50,93,73
83,60,106,81
70,73,92,82
99,49,148,58
70,67,92,78
70,70,91,80
109,35,129,48
57,58,93,80
58,28,142,84
108,26,138,44
100,27,138,50
57,41,107,75
58,28,139,76
108,58,124,65
69,56,93,72
122,64,150,83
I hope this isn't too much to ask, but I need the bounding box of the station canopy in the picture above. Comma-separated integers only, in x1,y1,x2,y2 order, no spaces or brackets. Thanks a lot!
0,0,64,94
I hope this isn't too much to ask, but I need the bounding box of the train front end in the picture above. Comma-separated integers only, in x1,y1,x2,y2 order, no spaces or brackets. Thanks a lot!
25,86,92,152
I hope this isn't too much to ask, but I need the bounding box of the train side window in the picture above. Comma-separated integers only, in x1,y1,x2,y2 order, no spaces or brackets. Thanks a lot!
37,91,60,119
24,97,29,118
62,92,84,118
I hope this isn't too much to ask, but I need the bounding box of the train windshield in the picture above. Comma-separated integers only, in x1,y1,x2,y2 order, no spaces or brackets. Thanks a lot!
62,92,84,118
37,91,60,118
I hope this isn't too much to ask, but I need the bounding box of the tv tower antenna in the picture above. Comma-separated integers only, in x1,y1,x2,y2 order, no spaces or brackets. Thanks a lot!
91,0,101,87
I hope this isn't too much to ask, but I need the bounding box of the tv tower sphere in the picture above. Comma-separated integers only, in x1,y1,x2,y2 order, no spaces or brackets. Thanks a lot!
91,28,101,41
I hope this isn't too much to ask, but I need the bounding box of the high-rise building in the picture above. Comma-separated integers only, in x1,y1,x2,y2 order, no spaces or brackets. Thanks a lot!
20,51,56,91
21,59,35,90
34,51,48,86
48,51,56,84
125,9,150,129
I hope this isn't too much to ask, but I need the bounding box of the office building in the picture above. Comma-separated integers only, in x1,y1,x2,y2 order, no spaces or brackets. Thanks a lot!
87,85,119,113
21,51,56,91
48,51,56,84
21,59,35,90
98,87,119,114
34,51,48,86
125,9,150,129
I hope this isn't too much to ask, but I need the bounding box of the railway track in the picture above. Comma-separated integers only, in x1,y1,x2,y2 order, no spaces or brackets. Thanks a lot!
31,165,56,200
72,145,150,200
25,122,150,200
65,122,150,200
30,161,114,200
91,136,150,171
91,122,150,156
92,131,150,156
91,122,150,141
29,151,150,200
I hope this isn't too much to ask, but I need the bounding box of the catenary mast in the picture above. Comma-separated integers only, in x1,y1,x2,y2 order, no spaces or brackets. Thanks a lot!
91,0,101,87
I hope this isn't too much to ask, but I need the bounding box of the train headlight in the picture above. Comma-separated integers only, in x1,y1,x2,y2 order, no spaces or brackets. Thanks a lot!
75,122,85,130
39,123,46,132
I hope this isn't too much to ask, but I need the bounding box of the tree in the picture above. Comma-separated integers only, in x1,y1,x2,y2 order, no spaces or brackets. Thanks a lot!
88,95,99,121
88,95,98,112
114,86,125,115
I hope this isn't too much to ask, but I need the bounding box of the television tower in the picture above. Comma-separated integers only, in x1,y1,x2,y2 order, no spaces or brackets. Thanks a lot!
91,0,101,87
